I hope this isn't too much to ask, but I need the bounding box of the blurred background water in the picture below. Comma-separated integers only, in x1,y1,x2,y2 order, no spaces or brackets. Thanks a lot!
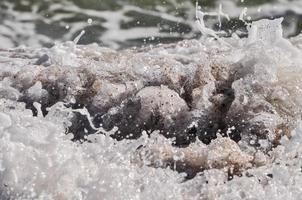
0,0,301,49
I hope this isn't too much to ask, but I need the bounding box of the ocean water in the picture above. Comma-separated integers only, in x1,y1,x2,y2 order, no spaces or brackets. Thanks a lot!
1,1,302,200
0,0,301,49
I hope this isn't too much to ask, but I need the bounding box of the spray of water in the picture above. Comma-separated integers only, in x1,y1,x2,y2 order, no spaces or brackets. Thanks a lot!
73,30,86,44
195,2,231,47
0,3,302,200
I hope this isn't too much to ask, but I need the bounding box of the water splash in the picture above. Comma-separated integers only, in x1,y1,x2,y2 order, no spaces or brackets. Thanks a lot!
0,4,302,200
73,30,86,44
195,2,231,47
239,7,248,24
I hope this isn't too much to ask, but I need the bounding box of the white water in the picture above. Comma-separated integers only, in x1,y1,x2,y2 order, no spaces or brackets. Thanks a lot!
1,7,302,200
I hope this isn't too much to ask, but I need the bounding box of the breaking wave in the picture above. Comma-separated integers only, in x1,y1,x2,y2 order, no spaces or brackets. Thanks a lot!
1,1,302,200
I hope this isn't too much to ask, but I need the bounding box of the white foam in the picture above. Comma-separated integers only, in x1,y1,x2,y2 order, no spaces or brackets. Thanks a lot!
0,7,302,200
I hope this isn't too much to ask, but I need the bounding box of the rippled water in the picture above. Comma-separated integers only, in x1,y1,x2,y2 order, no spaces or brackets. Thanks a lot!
0,0,301,49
